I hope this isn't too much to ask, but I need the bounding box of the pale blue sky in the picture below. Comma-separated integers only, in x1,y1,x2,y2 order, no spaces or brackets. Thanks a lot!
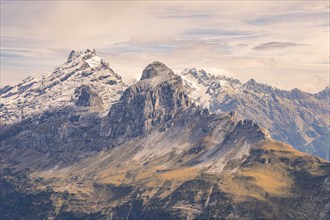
1,1,329,92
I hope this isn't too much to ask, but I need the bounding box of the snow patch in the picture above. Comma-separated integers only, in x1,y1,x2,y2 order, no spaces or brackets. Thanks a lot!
86,56,102,68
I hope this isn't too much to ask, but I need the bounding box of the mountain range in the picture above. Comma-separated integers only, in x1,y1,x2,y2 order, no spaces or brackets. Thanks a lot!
180,68,329,160
1,50,329,219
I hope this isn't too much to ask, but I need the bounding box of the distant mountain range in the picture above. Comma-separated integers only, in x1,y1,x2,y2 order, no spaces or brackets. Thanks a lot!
180,68,330,160
1,50,329,219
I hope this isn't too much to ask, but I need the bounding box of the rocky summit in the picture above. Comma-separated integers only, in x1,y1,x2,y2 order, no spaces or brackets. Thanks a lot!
0,51,329,220
103,61,191,140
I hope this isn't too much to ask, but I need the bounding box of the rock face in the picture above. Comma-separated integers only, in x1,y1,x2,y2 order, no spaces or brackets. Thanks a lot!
140,61,175,80
1,59,329,220
180,68,330,160
73,85,104,111
102,62,192,139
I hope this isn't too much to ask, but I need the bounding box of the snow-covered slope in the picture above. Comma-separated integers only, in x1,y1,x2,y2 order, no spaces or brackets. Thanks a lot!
0,49,127,125
181,68,242,110
179,68,330,159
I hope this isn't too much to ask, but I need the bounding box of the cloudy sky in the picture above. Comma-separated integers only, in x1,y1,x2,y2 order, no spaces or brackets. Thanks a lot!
1,1,329,92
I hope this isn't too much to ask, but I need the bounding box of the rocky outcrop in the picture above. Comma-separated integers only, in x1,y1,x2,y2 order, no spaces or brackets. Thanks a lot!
73,85,104,111
140,61,175,80
102,62,192,139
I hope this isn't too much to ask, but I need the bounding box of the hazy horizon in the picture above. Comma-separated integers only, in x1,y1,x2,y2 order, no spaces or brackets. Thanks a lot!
1,1,329,93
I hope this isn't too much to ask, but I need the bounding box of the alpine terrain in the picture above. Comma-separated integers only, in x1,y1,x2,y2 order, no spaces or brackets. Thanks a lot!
180,68,330,160
1,50,329,220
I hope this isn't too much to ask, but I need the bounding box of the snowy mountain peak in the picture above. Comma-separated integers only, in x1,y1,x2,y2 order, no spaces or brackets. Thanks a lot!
50,49,122,82
182,68,211,80
67,49,103,68
179,68,243,109
65,49,104,69
67,49,96,61
181,68,241,86
140,61,174,80
0,50,127,125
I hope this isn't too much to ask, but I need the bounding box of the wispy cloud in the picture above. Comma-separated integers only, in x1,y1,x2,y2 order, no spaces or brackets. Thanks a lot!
104,41,176,54
157,13,212,19
183,28,258,38
254,42,307,50
154,5,214,20
1,1,329,92
1,51,25,58
248,11,329,26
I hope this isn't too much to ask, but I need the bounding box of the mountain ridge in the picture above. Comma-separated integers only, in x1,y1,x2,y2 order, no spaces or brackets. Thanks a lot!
1,52,328,159
180,68,329,159
1,51,329,219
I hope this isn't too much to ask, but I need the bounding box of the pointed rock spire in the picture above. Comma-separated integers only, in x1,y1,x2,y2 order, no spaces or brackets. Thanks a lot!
67,50,82,63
